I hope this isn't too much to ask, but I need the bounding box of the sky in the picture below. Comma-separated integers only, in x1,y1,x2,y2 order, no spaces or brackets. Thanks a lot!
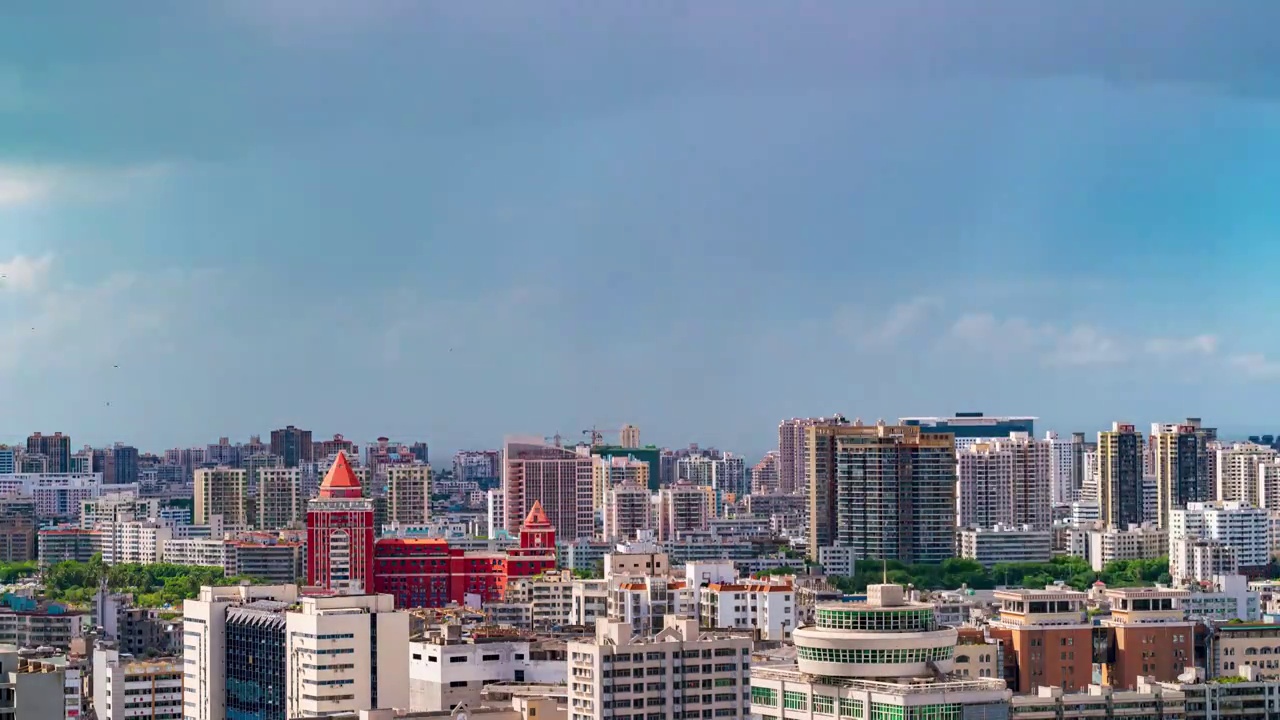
4,1,1280,459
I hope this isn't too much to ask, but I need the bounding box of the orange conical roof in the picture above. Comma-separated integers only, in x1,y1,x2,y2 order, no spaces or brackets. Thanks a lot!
318,451,363,499
523,500,550,527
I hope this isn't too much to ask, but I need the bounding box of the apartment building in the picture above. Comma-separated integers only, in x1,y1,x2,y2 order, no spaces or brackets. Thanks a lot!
1217,443,1277,507
193,467,249,526
959,525,1054,566
386,464,431,525
1151,420,1213,529
569,615,752,720
101,520,172,565
256,467,302,529
1098,423,1144,529
807,420,957,564
602,481,651,542
503,438,595,541
1170,501,1270,581
956,433,1052,530
1087,523,1168,572
591,455,649,513
92,648,183,720
656,482,715,541
698,576,795,640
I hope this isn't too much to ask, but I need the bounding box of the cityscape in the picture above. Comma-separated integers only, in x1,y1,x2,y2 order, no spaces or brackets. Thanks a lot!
7,3,1280,720
0,415,1279,718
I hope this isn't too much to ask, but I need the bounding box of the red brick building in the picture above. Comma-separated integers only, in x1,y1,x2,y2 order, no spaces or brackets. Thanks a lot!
372,501,557,609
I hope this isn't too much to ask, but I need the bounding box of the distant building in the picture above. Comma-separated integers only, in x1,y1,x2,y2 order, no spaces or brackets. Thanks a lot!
306,451,375,593
900,411,1036,450
269,425,313,468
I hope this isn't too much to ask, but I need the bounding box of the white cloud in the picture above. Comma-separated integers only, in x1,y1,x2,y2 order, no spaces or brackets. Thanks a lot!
0,163,172,208
0,256,210,375
832,295,941,349
0,254,53,292
1229,353,1280,380
948,314,1223,369
1144,334,1219,356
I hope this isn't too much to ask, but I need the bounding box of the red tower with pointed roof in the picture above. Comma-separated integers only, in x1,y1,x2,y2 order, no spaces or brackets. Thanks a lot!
515,500,557,551
306,451,375,593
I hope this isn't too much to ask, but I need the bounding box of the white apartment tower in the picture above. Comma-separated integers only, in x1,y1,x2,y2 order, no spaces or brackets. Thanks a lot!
1217,443,1278,507
1170,501,1270,581
569,615,752,720
956,432,1051,530
657,481,716,541
603,480,652,541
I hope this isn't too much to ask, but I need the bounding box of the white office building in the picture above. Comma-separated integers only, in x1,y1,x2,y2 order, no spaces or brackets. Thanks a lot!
407,626,565,712
182,585,409,720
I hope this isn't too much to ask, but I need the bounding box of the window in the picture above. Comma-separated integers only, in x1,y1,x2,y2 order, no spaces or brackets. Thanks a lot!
450,656,468,663
751,687,778,707
840,698,864,718
814,695,835,715
783,691,808,711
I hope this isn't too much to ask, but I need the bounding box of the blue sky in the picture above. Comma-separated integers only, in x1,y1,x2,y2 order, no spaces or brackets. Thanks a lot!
3,1,1280,458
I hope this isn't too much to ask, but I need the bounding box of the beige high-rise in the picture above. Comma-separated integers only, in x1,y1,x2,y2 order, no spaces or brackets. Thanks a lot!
386,464,431,525
194,467,250,526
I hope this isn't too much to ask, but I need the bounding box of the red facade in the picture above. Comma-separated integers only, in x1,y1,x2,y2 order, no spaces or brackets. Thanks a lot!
305,451,376,592
371,501,558,609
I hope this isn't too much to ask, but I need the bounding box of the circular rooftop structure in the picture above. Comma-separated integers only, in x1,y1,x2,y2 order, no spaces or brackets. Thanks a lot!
794,585,958,678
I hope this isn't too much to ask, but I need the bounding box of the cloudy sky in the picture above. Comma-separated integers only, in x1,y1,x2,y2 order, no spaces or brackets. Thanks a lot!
3,2,1280,458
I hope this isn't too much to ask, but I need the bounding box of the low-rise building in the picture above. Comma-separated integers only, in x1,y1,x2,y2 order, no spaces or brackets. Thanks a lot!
959,525,1053,566
407,626,565,712
92,647,183,720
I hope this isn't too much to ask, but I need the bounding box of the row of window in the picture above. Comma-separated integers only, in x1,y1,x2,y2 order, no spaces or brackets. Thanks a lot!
815,608,937,632
797,644,953,664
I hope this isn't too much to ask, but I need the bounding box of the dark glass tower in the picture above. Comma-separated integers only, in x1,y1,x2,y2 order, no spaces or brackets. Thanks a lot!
225,602,288,720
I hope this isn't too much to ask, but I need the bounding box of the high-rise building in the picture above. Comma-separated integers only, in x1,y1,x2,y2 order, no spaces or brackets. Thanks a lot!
619,424,640,448
1217,443,1278,507
778,415,848,495
25,432,70,474
268,425,313,468
385,464,431,525
957,432,1052,530
590,444,661,492
1151,419,1214,529
750,451,781,494
591,454,649,512
657,481,716,541
314,433,357,460
603,480,652,541
1170,500,1270,581
807,419,957,563
182,584,409,720
502,437,595,541
193,467,250,526
112,444,139,485
1099,423,1145,529
1046,431,1075,505
0,445,15,474
675,452,748,499
306,451,375,593
255,467,302,530
409,441,429,464
453,450,501,487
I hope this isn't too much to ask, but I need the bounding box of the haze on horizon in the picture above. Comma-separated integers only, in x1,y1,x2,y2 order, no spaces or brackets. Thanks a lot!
3,1,1280,459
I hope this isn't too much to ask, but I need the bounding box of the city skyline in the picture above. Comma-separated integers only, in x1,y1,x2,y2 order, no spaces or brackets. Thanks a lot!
5,4,1280,455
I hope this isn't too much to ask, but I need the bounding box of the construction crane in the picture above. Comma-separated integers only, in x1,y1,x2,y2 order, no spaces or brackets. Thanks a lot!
583,424,635,447
543,433,564,448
